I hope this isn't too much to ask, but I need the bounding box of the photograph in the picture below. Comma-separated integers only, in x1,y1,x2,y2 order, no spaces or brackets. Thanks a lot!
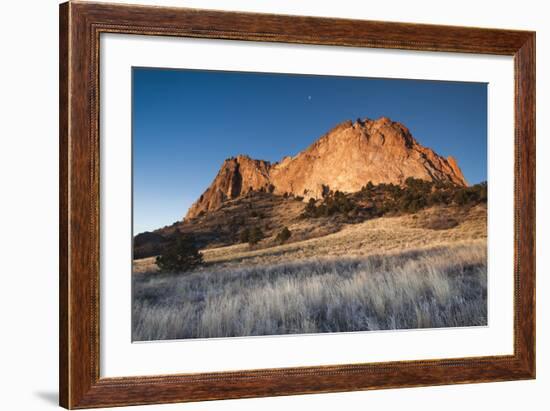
131,68,488,341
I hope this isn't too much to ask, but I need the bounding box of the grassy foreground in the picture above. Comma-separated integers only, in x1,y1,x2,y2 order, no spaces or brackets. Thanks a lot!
132,240,487,341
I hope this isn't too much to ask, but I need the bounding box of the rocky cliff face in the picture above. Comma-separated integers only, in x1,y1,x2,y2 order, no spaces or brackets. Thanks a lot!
185,117,467,219
185,156,272,219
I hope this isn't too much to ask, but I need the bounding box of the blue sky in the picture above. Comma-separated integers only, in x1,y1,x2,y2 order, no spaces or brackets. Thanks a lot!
133,68,487,234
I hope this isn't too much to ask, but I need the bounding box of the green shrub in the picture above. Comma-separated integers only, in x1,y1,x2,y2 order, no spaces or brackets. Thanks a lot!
275,227,292,244
405,177,433,192
453,189,470,206
231,215,246,226
156,234,203,273
452,182,487,206
300,179,487,221
239,228,250,243
302,198,318,218
248,226,264,245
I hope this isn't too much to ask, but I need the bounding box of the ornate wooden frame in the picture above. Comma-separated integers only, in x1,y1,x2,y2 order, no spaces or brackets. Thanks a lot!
59,1,535,408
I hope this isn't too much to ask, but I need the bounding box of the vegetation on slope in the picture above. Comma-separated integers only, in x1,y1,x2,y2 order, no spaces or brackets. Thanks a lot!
155,232,203,273
134,179,487,260
301,177,487,219
134,191,306,259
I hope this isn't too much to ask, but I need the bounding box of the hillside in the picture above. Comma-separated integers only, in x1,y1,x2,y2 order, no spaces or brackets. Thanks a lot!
134,176,487,261
134,202,486,274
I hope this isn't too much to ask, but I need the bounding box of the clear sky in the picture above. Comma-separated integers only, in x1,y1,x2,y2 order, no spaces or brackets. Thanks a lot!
133,67,487,234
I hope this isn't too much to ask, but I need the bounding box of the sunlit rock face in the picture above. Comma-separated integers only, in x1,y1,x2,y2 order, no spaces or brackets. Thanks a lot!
185,117,467,219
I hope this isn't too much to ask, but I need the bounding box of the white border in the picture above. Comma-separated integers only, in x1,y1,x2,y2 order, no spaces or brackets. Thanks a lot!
100,34,514,378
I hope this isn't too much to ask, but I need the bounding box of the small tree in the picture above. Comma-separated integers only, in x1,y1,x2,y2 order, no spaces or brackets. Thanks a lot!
477,182,488,202
275,227,291,244
453,189,470,206
239,228,250,243
248,226,264,245
302,198,317,218
156,235,203,273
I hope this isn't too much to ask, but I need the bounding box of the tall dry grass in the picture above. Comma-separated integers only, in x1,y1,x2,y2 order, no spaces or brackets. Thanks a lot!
132,241,487,341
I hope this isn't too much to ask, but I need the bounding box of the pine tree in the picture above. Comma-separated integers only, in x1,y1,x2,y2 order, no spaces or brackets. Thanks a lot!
303,198,317,217
239,228,250,243
275,227,291,244
156,234,203,273
248,226,264,245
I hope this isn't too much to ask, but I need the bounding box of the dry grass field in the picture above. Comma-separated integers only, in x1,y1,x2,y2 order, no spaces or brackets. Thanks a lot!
132,204,487,341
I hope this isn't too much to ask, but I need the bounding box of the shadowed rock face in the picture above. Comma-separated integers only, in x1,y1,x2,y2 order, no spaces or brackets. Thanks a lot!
185,117,468,219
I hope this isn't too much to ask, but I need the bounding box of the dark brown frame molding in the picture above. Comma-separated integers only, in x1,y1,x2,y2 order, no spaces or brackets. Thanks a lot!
59,1,536,408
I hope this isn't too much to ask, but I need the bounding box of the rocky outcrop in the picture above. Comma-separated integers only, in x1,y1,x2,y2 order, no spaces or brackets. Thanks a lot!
185,155,271,219
185,117,468,219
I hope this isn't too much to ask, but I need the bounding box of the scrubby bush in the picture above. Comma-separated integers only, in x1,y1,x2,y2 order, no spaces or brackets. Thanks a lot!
453,182,487,206
275,227,291,244
241,225,267,245
302,198,318,218
231,215,246,226
301,191,356,218
248,226,264,245
301,178,488,221
326,191,354,214
239,228,250,243
404,176,433,192
155,234,203,273
453,189,470,206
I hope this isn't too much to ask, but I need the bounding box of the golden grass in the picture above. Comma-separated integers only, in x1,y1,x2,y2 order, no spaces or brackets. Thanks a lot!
133,241,487,340
132,204,487,340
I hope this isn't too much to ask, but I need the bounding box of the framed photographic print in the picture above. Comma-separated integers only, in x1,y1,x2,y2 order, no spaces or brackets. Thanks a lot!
59,1,535,409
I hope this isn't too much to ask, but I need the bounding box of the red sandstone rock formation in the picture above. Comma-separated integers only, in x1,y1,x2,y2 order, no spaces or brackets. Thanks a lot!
185,117,467,219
